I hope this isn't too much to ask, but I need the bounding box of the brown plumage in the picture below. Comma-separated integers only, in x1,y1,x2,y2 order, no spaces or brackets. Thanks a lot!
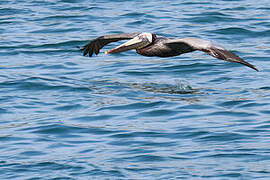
81,33,140,56
80,32,258,71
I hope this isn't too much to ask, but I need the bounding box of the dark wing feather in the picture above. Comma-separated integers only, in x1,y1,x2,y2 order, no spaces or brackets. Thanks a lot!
81,32,141,57
165,38,258,71
136,38,195,57
164,40,195,55
202,47,258,71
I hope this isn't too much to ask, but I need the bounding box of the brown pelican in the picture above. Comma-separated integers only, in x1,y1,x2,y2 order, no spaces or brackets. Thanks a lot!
81,32,258,71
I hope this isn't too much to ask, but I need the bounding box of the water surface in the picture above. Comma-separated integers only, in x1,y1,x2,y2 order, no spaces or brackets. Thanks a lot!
1,0,270,179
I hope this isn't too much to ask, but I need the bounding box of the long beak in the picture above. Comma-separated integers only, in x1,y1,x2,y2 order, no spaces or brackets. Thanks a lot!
105,36,145,54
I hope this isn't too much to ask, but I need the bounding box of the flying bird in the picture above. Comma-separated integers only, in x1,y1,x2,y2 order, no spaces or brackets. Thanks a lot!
80,32,258,71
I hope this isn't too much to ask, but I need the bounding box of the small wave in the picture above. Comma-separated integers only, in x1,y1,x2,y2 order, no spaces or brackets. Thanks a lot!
30,27,81,34
0,40,83,55
98,101,164,111
184,11,239,23
54,104,84,111
0,7,32,16
120,12,146,18
131,80,196,94
126,19,154,26
0,40,83,50
207,110,258,118
210,27,270,38
198,132,249,142
211,27,252,35
0,108,9,114
0,77,91,92
72,114,118,122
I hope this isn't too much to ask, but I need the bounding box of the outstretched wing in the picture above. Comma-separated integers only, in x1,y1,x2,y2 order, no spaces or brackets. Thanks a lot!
165,38,258,71
81,32,141,57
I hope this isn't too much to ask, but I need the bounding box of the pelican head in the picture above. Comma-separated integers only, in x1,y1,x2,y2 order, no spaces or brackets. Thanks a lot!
105,32,156,54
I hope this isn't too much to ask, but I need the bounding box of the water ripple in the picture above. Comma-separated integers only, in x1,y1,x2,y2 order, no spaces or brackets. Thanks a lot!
1,0,270,179
211,27,270,38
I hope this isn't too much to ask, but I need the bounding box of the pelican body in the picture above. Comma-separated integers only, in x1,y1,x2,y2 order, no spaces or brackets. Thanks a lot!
81,32,258,71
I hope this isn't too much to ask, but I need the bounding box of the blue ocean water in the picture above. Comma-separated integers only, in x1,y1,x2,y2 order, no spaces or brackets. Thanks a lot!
1,0,270,179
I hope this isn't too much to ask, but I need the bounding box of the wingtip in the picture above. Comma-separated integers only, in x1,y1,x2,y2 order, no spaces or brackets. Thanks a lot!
242,63,259,72
253,66,259,72
242,61,259,72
